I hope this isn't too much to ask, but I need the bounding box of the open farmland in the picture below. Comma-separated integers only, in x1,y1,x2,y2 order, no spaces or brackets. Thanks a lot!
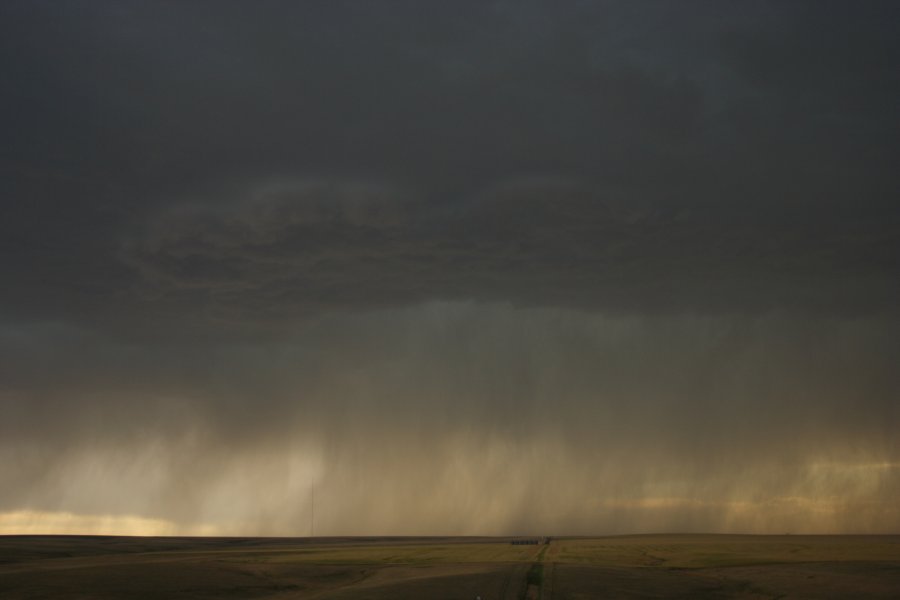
0,534,898,598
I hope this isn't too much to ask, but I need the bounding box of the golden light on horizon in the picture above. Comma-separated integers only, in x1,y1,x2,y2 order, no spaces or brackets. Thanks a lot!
0,510,214,537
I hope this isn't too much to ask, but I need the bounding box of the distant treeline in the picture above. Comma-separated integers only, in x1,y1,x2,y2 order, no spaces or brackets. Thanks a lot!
509,537,550,545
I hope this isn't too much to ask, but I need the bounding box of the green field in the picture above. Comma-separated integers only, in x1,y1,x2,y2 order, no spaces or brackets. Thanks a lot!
0,534,898,598
556,534,900,568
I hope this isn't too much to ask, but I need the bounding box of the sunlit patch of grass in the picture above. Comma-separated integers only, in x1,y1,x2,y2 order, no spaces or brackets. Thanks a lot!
553,535,900,569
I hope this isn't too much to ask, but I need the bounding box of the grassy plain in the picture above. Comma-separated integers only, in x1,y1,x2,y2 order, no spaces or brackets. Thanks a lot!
0,534,897,598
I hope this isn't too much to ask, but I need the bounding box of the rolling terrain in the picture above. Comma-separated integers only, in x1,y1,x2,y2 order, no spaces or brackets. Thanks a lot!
0,534,898,598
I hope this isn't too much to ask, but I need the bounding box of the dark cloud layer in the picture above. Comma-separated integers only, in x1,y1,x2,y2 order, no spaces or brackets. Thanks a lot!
2,0,898,332
1,2,898,534
118,175,898,332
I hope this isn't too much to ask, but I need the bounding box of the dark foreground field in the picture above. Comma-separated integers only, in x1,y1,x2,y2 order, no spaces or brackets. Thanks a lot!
1,534,898,599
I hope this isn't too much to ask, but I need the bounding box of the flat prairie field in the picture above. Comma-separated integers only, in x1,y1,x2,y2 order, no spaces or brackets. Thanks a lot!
0,534,898,599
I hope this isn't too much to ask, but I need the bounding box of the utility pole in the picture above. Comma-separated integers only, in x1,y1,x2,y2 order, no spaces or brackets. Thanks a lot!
310,480,314,538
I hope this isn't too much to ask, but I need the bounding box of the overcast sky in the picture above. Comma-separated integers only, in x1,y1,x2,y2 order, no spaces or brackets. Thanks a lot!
1,1,898,536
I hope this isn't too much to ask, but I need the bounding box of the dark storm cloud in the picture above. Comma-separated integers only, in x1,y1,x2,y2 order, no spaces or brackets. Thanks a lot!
1,2,899,535
117,175,898,330
1,1,898,332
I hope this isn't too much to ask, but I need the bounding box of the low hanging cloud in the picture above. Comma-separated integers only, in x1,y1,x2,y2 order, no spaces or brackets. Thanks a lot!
117,176,899,337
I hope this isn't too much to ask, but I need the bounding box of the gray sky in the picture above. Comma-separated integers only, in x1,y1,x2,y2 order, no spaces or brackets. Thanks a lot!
1,1,898,535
